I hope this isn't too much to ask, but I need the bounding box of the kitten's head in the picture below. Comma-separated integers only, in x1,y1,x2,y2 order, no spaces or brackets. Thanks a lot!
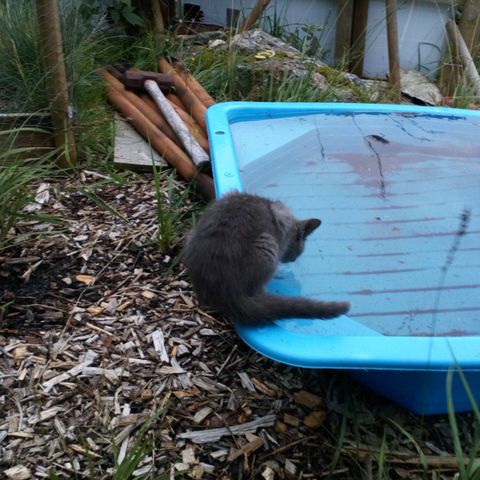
281,218,321,262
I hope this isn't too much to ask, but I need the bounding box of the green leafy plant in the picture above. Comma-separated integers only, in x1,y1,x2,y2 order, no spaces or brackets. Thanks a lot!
80,0,145,30
107,0,144,28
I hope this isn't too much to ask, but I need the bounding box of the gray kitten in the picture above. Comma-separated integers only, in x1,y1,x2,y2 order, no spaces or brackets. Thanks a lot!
183,192,350,325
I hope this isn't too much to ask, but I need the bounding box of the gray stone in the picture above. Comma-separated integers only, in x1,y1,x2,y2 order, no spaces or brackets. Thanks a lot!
231,29,302,57
208,39,227,49
400,69,443,105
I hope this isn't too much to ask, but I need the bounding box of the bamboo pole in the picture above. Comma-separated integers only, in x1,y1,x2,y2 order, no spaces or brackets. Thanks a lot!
385,0,401,100
167,93,185,109
140,94,210,152
238,0,271,33
173,62,216,107
158,58,208,131
144,80,209,168
459,0,480,59
439,2,480,97
36,0,76,168
98,68,182,147
446,19,480,97
104,84,214,199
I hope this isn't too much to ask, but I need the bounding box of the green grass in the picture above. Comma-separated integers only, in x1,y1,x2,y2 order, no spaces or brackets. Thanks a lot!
447,368,480,480
0,0,178,169
151,161,198,254
0,127,60,250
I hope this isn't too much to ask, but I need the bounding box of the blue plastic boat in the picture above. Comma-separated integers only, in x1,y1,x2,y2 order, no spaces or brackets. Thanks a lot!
206,102,480,414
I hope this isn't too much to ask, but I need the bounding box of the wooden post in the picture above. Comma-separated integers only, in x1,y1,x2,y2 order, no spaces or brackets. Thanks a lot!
151,0,165,34
446,19,480,97
238,0,271,33
36,0,76,168
385,0,401,100
335,0,355,63
459,0,480,59
440,0,480,97
350,0,370,77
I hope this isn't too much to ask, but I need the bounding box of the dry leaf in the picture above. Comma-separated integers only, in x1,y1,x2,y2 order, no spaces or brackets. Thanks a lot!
303,410,327,429
87,305,104,315
293,390,322,409
173,386,201,399
193,406,213,424
274,420,287,434
283,413,300,427
252,377,277,397
75,274,96,285
227,437,263,461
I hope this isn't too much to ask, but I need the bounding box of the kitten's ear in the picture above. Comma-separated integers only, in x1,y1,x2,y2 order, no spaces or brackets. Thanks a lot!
302,218,321,237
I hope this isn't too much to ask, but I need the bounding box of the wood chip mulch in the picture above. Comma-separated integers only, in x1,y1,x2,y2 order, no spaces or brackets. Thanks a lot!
0,171,470,479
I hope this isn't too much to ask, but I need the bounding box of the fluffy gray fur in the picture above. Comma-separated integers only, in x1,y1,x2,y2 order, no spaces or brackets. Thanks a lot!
183,192,350,324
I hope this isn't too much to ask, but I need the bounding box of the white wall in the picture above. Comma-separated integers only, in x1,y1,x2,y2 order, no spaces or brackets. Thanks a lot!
363,0,453,79
188,0,452,78
190,0,337,63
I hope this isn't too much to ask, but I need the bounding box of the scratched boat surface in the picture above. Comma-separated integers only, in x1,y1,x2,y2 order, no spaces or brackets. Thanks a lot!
206,103,480,413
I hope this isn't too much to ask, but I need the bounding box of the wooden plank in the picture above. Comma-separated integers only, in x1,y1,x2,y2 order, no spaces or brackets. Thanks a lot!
113,113,166,171
350,0,370,76
152,0,165,33
335,0,354,63
238,0,271,33
0,113,54,161
385,0,401,100
36,0,76,168
459,0,480,58
439,0,475,96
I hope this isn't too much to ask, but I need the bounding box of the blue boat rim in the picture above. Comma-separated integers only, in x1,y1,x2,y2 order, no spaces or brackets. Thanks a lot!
206,102,480,372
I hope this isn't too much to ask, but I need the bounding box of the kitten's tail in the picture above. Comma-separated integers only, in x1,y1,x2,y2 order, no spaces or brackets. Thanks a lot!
227,294,350,325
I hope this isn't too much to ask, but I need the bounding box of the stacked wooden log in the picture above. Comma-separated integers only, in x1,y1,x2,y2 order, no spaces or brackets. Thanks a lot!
99,59,216,200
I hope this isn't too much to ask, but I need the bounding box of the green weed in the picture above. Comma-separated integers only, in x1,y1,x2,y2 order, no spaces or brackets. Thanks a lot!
151,162,197,254
259,69,328,102
185,48,248,102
